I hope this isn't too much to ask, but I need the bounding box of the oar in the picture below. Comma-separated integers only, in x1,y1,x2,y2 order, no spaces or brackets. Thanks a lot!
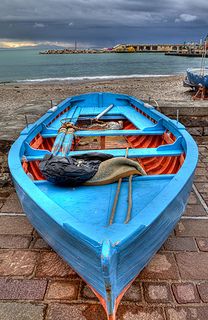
52,106,78,156
94,104,114,121
51,129,67,156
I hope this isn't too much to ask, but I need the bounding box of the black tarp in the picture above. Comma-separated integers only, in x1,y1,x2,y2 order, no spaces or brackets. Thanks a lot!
39,152,113,186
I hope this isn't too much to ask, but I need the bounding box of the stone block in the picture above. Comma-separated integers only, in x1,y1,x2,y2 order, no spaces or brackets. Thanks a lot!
172,283,200,303
0,278,47,300
197,283,208,302
0,216,33,235
175,220,208,237
140,253,179,280
0,302,46,320
36,252,76,278
46,280,80,300
0,235,31,249
165,307,208,320
196,238,208,252
0,250,38,276
143,282,173,303
176,252,208,280
164,237,197,251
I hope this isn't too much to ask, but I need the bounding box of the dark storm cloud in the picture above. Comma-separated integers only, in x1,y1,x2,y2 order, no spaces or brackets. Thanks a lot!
0,0,208,45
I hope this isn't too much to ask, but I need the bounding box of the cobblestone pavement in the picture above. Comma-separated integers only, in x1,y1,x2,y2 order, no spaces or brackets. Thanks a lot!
0,144,207,320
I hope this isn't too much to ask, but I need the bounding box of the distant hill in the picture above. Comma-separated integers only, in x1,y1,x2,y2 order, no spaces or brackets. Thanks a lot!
0,44,67,50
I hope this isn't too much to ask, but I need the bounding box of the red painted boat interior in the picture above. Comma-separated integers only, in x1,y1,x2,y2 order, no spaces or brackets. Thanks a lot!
22,108,185,180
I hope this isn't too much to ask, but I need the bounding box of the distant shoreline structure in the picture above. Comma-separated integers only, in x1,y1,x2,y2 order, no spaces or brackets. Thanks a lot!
39,42,207,56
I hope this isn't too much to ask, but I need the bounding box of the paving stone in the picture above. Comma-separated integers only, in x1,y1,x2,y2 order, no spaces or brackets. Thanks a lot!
47,304,165,320
143,282,173,303
7,192,20,200
0,234,31,248
81,284,98,300
165,307,208,320
0,250,38,276
35,252,76,278
196,238,208,252
201,193,208,204
184,204,206,216
176,252,208,280
172,283,200,303
46,280,80,300
175,220,208,237
0,193,23,213
197,283,208,302
0,302,46,320
123,283,142,302
0,278,47,300
198,146,208,153
188,192,199,205
0,216,33,235
140,253,179,280
194,175,208,182
195,167,208,175
163,237,197,251
46,303,106,320
117,306,165,320
196,183,208,193
32,238,51,249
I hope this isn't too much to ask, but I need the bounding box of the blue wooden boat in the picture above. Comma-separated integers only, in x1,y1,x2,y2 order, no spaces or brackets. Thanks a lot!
8,92,198,319
186,67,208,88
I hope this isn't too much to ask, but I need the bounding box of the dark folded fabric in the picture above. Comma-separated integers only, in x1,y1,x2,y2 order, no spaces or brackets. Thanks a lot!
39,152,113,186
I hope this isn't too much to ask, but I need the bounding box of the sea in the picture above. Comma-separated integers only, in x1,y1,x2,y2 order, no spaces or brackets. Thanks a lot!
0,48,205,83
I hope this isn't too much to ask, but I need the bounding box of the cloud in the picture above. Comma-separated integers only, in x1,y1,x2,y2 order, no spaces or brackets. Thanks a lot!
33,23,45,28
0,0,207,45
175,13,197,23
0,40,38,48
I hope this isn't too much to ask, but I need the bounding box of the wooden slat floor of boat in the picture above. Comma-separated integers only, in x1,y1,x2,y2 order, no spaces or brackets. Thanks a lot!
76,136,129,151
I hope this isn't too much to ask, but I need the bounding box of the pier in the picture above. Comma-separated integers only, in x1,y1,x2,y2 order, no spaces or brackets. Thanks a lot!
40,42,207,55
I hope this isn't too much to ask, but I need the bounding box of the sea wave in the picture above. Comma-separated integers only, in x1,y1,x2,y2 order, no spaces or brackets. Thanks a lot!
18,74,175,83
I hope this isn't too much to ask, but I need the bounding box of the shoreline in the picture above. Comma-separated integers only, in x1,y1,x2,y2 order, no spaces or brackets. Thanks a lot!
0,75,188,116
0,73,184,85
0,75,190,116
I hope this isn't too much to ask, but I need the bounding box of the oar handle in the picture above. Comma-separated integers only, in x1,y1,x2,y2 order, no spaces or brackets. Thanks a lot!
94,104,114,121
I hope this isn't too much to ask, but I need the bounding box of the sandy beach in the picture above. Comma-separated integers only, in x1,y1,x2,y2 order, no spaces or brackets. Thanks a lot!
0,75,190,115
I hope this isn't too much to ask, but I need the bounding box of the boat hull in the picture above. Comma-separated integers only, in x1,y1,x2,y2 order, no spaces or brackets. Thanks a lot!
187,68,208,88
8,92,198,319
13,170,194,318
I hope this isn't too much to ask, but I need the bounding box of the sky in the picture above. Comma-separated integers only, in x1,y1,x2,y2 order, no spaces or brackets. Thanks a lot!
0,0,207,48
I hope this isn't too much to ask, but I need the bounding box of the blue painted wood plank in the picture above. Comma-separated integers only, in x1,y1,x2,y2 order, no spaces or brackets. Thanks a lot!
25,146,183,162
42,129,165,138
68,147,183,158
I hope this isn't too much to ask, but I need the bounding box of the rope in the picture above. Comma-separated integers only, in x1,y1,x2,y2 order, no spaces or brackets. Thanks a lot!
59,121,81,132
148,97,161,112
125,174,133,224
109,178,122,225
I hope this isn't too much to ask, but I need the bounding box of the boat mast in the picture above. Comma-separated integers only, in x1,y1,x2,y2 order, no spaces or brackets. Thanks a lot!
200,34,208,76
